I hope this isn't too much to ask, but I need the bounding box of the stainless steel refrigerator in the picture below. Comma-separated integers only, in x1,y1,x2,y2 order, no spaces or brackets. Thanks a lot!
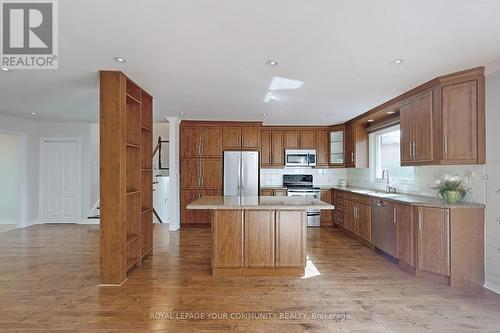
223,151,259,196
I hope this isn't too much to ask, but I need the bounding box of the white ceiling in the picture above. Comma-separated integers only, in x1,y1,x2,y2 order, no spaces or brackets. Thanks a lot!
1,0,500,125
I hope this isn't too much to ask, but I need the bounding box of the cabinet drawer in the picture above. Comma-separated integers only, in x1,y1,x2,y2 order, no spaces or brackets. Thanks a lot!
347,194,370,206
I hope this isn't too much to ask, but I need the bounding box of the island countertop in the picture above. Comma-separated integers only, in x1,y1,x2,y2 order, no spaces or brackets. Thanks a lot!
187,195,335,210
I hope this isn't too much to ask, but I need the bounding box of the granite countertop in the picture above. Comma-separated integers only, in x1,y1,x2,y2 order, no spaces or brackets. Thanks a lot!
328,185,485,209
187,196,335,210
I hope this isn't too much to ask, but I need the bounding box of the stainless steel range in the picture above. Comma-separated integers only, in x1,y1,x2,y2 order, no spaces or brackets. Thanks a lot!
283,174,321,227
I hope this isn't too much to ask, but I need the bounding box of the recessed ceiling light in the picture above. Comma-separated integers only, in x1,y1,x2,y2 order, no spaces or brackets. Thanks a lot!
178,112,186,115
113,57,127,63
1,67,10,72
326,112,334,117
386,111,395,115
266,59,278,66
262,113,268,117
367,119,374,123
390,58,404,65
31,112,37,115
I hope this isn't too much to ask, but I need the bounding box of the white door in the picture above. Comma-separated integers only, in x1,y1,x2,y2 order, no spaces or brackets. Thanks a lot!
40,139,81,223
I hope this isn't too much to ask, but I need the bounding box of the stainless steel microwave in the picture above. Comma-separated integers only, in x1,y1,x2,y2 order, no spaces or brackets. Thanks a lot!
285,149,316,167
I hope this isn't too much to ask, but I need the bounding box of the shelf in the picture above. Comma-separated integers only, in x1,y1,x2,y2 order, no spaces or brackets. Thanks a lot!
126,143,140,148
141,208,153,214
141,125,152,131
141,168,152,171
127,256,141,271
127,233,140,244
126,93,141,104
127,190,140,196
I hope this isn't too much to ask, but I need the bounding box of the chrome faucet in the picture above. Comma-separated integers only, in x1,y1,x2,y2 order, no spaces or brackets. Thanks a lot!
382,169,397,193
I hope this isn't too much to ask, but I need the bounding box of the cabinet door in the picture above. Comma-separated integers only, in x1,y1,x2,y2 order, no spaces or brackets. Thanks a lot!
271,131,284,166
442,81,478,162
320,189,332,222
201,159,222,189
300,130,315,149
260,189,274,196
344,122,354,167
180,126,200,158
275,211,306,267
357,204,371,242
315,130,329,167
244,211,275,267
346,201,356,232
284,130,300,149
399,102,414,164
212,210,243,268
241,126,260,149
274,189,287,196
413,92,434,162
260,130,272,166
180,189,200,224
180,158,200,189
201,126,222,158
222,126,242,149
417,207,450,276
395,204,416,267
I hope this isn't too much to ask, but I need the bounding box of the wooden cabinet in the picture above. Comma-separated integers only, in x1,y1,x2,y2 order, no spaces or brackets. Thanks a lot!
400,91,434,164
442,81,480,163
180,124,222,158
284,130,316,149
315,130,329,167
223,124,260,150
395,204,416,268
244,211,275,267
417,207,450,276
275,211,306,267
398,69,485,166
344,194,371,243
332,190,346,227
343,122,368,168
201,159,222,189
260,188,287,196
212,210,243,268
320,189,333,224
329,126,345,166
180,158,221,189
261,129,284,167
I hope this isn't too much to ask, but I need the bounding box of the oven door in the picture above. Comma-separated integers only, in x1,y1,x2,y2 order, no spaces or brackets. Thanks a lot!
285,151,309,167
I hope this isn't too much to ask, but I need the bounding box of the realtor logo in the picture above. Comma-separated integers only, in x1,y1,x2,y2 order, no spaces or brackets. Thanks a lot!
1,0,58,69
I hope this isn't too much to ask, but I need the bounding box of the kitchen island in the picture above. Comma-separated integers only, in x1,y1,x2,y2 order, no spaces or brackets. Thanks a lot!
187,196,334,276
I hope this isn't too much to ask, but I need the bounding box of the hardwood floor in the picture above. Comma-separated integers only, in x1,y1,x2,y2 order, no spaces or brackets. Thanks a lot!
1,224,500,332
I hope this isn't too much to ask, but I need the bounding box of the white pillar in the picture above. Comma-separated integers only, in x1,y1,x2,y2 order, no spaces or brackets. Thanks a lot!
166,117,180,231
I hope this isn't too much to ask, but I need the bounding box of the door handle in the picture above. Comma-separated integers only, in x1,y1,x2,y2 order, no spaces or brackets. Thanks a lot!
418,211,422,231
351,152,354,163
409,142,413,158
444,136,448,155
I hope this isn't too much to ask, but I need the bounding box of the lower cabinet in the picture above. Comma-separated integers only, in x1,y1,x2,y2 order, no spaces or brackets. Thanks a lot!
275,211,306,267
320,189,333,225
346,199,371,243
417,207,450,276
395,203,416,268
244,211,275,267
260,188,287,196
212,210,243,267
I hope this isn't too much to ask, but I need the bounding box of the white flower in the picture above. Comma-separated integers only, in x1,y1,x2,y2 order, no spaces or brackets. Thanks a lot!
449,176,460,182
435,179,442,185
442,174,450,181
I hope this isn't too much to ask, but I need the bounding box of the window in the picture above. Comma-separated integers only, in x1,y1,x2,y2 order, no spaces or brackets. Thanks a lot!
370,125,415,180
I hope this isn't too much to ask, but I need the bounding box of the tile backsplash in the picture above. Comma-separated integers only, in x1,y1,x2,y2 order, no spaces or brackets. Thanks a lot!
261,165,487,204
260,168,347,187
346,165,487,204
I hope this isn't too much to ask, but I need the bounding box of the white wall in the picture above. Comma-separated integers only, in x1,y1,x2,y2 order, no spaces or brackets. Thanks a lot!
0,114,98,225
0,133,20,224
485,69,500,293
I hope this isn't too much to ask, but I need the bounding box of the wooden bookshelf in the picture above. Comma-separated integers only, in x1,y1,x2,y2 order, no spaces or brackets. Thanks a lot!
100,71,154,285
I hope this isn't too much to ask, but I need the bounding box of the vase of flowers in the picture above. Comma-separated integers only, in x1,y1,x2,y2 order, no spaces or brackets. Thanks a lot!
432,175,467,203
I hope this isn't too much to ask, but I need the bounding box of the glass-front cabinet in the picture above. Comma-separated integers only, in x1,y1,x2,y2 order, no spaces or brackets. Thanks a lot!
330,129,345,165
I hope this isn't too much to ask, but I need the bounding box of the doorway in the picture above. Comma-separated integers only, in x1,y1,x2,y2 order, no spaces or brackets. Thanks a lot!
39,138,81,223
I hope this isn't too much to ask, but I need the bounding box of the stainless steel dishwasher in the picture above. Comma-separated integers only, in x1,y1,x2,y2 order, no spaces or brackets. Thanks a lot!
372,200,396,258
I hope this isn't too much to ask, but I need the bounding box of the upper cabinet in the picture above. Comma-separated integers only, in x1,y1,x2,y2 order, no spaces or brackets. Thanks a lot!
344,121,368,168
400,90,434,164
222,124,261,150
180,123,222,158
261,129,284,167
399,68,485,166
329,126,344,166
284,130,316,149
315,130,329,168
